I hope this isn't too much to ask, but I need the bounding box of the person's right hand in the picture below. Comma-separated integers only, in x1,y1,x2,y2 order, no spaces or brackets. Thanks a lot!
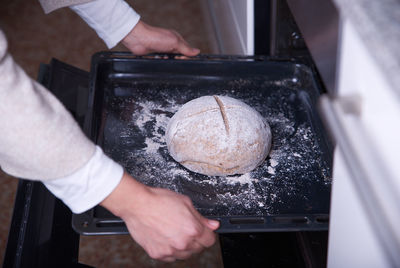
122,20,200,56
100,172,220,262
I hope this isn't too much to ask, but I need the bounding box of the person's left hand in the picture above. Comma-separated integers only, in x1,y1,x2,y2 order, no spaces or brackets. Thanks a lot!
122,20,200,56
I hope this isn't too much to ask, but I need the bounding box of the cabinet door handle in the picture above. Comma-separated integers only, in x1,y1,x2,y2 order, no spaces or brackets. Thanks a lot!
319,94,400,267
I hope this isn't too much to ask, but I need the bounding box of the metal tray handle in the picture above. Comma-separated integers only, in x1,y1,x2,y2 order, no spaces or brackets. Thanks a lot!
93,51,296,62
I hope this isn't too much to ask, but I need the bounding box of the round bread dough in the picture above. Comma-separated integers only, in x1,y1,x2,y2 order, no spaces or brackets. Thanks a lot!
166,95,271,176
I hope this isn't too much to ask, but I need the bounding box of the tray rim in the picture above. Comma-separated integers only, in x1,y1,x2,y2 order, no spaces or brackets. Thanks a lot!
73,52,332,235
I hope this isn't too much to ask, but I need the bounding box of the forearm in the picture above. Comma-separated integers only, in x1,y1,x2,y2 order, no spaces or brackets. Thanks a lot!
100,171,148,217
70,0,140,48
0,30,123,213
70,0,199,56
39,0,93,14
0,30,94,180
44,146,123,213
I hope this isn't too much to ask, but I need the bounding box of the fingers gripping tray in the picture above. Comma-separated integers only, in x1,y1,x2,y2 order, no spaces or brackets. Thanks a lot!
72,53,333,234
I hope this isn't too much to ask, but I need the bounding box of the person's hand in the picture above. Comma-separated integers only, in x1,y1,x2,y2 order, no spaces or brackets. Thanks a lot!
122,20,200,56
100,172,219,262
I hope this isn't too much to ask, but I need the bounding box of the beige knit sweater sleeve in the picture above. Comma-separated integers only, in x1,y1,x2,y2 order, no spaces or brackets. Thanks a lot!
0,30,96,180
38,0,94,14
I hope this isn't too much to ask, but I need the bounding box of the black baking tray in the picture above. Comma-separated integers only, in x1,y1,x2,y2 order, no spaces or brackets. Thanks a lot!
72,52,333,234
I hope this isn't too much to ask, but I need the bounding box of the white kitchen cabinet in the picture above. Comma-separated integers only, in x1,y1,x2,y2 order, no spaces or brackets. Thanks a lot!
324,18,400,267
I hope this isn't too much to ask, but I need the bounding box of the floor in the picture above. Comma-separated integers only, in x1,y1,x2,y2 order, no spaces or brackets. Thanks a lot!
0,0,223,267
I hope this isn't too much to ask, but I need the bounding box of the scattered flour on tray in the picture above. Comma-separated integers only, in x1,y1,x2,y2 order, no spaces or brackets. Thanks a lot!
144,138,161,154
111,95,331,216
225,173,252,185
270,159,278,167
135,103,152,131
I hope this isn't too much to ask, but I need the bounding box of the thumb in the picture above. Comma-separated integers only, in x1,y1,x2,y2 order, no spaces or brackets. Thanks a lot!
189,205,220,231
176,40,200,56
203,218,220,231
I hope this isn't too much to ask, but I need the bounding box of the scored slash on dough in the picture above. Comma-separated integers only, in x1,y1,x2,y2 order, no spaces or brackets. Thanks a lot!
213,95,230,135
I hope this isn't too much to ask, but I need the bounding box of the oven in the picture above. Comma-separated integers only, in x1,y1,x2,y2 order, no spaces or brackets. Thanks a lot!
5,0,400,267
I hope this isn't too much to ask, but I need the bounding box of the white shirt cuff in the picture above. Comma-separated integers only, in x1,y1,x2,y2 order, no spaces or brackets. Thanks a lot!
43,146,124,213
70,0,141,48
